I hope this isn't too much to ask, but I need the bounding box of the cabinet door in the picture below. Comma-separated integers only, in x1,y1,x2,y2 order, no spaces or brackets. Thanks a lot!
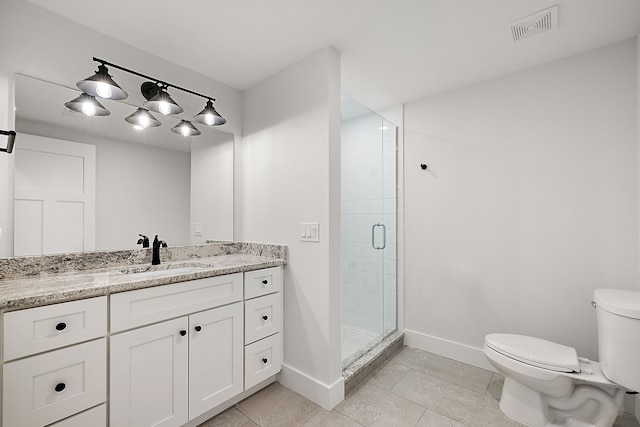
189,302,243,419
110,317,188,427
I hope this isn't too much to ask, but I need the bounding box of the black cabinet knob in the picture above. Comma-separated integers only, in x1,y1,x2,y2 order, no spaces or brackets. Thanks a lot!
55,322,67,331
55,383,66,392
195,326,202,332
262,315,268,321
179,330,187,336
262,358,268,364
262,279,268,285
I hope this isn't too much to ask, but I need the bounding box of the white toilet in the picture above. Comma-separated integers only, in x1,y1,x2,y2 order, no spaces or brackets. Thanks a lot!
484,289,640,427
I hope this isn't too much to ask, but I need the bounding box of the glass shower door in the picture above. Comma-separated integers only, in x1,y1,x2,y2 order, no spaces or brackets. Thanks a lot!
341,95,397,368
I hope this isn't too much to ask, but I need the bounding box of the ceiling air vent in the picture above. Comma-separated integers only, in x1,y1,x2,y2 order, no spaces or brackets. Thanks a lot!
510,5,558,43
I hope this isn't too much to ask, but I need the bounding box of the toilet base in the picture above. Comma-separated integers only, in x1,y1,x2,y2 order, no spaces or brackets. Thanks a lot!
501,376,554,427
499,377,624,427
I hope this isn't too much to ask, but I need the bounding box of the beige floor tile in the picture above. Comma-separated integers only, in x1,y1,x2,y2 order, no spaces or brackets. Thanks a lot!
302,409,363,426
365,360,411,391
236,382,321,427
391,347,493,394
416,409,467,427
486,372,505,401
614,411,640,427
391,369,521,427
335,382,425,426
198,407,258,427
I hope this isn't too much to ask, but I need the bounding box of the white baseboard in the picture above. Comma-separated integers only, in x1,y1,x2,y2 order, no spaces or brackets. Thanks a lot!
277,363,344,410
404,329,494,371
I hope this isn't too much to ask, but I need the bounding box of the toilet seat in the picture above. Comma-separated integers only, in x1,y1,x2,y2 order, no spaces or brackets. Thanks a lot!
485,333,580,373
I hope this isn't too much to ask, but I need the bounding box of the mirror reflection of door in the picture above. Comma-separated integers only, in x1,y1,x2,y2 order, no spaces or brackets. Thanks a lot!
14,134,96,256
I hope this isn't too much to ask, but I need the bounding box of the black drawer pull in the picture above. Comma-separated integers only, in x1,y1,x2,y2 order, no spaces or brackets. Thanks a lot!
179,330,187,336
262,315,268,321
55,383,66,392
195,325,202,332
262,358,268,364
262,279,268,285
55,322,67,331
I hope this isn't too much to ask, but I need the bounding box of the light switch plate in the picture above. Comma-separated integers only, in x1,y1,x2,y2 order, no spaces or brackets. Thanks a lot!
300,222,319,242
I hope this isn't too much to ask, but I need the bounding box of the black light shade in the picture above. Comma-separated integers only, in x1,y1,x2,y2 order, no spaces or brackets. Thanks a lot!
143,85,183,116
171,120,201,137
64,93,110,116
77,64,128,100
193,99,226,126
125,108,161,129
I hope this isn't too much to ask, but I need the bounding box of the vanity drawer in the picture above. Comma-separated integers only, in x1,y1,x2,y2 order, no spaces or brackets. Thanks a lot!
3,296,107,361
244,267,282,300
111,273,243,332
2,338,106,427
244,293,282,345
49,404,106,427
244,333,282,389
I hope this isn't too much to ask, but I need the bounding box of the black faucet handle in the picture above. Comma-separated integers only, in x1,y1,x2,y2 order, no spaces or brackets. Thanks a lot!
137,234,150,248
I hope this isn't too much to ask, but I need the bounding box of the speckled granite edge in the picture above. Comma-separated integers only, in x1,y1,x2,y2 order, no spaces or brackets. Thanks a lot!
0,256,284,311
0,242,288,280
343,331,405,395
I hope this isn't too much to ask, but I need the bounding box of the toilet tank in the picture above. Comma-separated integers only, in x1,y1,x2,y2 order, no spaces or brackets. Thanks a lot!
594,289,640,392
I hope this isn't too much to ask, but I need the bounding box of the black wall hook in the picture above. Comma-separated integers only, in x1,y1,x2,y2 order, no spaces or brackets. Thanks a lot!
0,130,16,154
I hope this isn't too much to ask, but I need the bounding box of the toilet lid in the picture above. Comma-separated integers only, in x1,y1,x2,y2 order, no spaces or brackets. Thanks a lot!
485,333,580,373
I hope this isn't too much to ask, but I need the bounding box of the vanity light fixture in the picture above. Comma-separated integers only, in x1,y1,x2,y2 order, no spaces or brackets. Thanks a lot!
76,63,128,100
171,120,201,137
125,108,161,130
68,57,227,137
141,82,183,116
194,99,226,126
64,93,110,117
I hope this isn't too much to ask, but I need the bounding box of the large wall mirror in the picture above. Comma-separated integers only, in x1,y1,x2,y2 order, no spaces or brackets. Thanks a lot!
12,74,234,256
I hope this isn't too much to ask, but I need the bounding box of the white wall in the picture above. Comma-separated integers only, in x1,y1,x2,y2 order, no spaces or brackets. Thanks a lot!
0,0,242,256
404,38,639,368
241,47,343,409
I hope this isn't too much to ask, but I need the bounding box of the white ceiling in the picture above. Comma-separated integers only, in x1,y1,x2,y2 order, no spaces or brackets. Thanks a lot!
27,0,640,112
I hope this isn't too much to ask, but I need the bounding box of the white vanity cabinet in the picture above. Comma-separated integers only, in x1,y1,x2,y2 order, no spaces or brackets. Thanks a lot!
110,274,244,427
1,265,283,427
2,296,108,427
243,267,283,389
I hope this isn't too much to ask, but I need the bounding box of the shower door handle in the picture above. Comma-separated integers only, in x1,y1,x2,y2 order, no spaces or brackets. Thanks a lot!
372,223,386,250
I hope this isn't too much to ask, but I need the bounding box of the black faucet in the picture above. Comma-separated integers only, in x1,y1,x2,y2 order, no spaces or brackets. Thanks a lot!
152,235,167,265
137,234,150,248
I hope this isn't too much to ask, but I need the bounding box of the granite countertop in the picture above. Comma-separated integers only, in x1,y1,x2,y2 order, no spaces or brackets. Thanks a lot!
0,243,287,311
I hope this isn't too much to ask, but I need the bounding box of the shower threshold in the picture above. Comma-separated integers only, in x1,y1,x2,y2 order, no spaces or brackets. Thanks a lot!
342,330,404,395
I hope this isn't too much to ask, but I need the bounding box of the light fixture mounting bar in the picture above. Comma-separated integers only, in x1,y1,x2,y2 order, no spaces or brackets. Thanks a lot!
93,57,215,102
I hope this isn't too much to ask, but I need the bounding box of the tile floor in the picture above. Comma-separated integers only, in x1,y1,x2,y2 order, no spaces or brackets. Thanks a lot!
199,346,640,427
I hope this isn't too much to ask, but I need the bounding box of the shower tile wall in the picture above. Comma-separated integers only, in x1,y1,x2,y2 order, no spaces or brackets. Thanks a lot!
342,113,397,338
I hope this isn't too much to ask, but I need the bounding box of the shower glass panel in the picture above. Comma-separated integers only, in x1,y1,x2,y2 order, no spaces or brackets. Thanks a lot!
341,94,397,368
